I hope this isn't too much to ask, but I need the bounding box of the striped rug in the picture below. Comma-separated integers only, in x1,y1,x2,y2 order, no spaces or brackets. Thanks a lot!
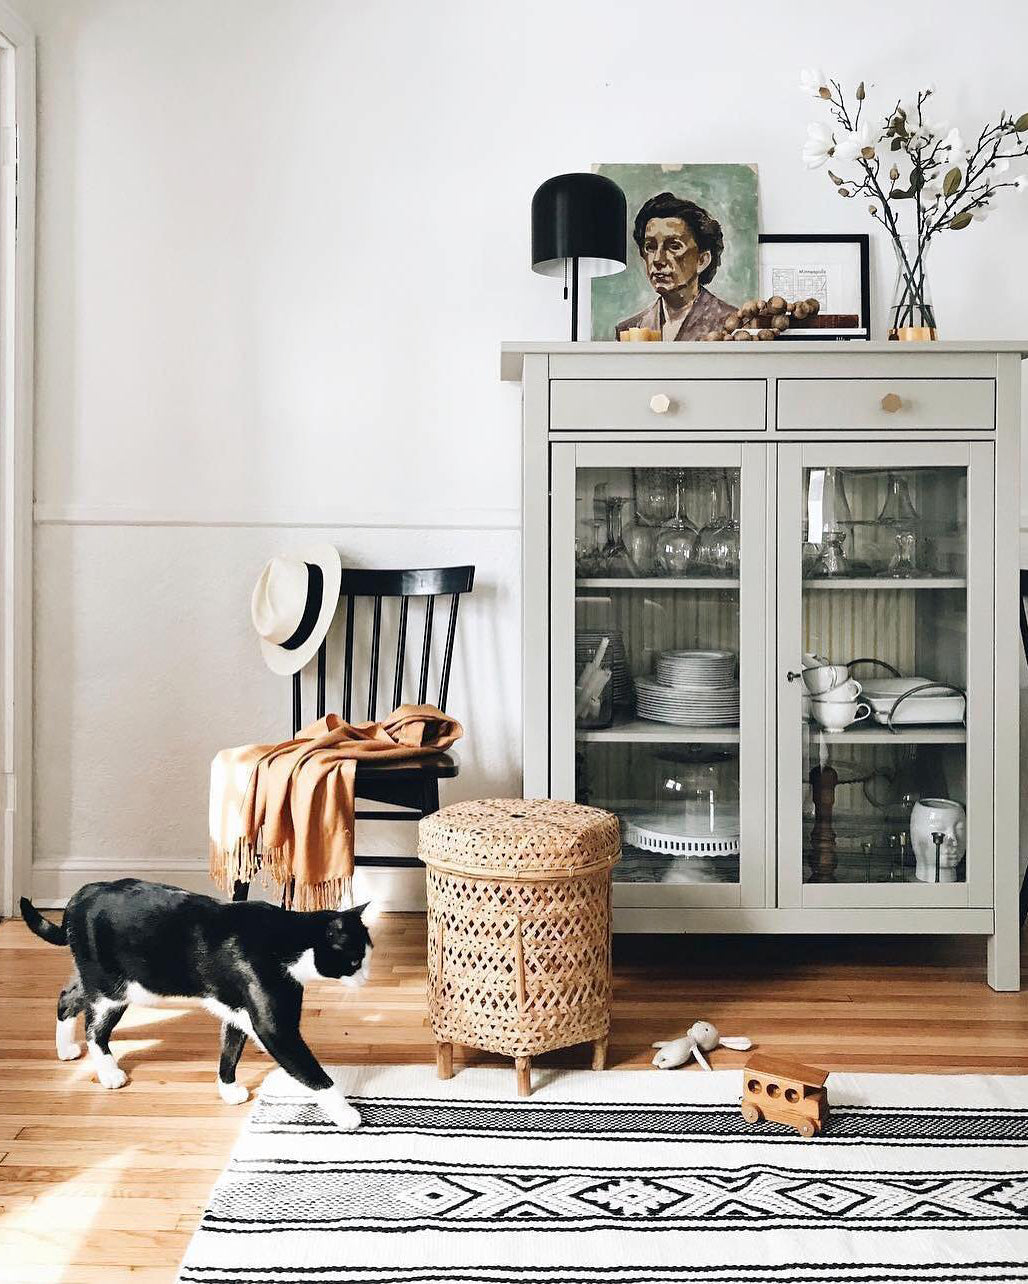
177,1063,1028,1283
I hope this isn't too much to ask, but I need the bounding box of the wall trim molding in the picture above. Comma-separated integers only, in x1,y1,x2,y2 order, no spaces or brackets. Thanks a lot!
33,503,522,532
31,857,428,913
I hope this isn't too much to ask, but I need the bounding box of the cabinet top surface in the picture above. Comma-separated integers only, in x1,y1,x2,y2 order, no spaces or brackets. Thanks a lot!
500,339,1028,381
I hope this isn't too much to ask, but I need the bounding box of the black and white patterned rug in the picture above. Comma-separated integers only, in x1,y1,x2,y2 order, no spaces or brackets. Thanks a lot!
177,1064,1028,1283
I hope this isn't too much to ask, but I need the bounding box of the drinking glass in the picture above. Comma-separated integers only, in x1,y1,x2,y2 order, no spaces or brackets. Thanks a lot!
654,469,697,576
576,517,606,576
694,471,740,576
602,497,633,576
634,468,673,526
624,519,657,576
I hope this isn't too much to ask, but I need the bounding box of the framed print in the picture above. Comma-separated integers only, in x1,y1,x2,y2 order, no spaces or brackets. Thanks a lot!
758,234,870,340
591,163,759,341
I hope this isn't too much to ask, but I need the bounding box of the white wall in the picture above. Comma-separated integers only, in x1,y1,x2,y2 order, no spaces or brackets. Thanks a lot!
20,0,1028,901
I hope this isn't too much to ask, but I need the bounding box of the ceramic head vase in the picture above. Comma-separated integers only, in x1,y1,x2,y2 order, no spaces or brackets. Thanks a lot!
652,1019,753,1070
909,798,966,883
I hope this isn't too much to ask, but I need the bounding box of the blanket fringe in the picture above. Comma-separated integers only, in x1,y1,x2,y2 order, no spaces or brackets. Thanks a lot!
209,838,352,911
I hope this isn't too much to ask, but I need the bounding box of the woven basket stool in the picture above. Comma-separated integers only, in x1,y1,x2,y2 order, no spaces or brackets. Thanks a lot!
418,797,621,1097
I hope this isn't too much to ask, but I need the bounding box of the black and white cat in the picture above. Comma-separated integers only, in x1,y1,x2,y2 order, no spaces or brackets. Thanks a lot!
20,878,372,1131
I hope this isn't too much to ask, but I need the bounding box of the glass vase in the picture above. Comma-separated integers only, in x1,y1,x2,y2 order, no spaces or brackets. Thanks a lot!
888,235,937,341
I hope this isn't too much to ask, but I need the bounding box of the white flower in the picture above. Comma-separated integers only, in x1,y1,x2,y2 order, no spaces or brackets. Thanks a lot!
938,126,966,158
989,157,1011,174
923,81,936,95
833,122,876,163
799,67,829,98
803,121,834,168
972,202,990,222
1015,174,1028,192
920,176,944,205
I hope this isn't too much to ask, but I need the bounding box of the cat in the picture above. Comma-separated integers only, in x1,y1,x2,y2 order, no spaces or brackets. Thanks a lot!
20,878,372,1130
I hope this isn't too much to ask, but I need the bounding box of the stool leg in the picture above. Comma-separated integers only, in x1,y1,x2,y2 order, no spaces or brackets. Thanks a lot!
591,1036,608,1071
436,1041,453,1080
515,1056,532,1098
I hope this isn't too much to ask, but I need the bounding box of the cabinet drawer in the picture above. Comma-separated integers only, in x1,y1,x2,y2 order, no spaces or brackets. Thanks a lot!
550,379,766,432
777,378,995,432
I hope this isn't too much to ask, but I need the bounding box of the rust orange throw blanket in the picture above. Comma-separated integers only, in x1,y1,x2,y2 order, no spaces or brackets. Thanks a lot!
209,705,463,910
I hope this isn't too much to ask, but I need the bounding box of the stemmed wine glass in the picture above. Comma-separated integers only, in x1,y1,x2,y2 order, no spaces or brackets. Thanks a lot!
694,471,741,576
602,497,633,576
575,515,607,576
654,468,697,576
625,468,672,576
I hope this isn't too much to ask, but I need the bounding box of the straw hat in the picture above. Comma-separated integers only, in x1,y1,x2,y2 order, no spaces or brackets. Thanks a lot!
250,544,341,675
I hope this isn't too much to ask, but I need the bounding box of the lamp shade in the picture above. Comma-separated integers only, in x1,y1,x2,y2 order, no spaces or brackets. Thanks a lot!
531,172,627,279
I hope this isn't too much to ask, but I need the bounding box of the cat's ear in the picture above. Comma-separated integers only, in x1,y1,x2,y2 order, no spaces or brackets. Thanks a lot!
350,900,376,925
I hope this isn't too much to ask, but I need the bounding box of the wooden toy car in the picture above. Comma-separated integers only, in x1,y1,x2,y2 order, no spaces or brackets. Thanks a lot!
741,1053,828,1138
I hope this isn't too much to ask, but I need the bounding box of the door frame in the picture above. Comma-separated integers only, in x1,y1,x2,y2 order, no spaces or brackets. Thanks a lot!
776,440,994,911
0,0,33,919
549,439,768,910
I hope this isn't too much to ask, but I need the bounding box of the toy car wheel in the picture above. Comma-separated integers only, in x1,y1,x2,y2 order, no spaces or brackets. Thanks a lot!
741,1102,761,1124
798,1118,817,1139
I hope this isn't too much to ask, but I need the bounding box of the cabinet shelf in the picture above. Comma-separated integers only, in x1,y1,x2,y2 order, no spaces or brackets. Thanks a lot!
577,716,740,744
576,577,739,590
804,577,966,590
805,723,966,744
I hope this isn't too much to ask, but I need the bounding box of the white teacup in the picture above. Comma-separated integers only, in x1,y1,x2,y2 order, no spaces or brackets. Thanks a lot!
814,678,863,702
811,698,870,732
803,664,849,696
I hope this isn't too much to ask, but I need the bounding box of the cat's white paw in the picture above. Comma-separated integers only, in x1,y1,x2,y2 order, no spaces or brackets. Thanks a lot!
57,1041,83,1061
328,1103,362,1132
314,1086,362,1131
96,1059,127,1090
218,1078,250,1105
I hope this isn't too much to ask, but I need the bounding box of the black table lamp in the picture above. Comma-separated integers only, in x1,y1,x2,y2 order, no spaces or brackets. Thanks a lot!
532,172,627,340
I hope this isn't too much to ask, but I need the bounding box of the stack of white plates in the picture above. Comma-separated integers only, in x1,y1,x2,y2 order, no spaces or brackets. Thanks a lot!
635,676,740,726
636,649,739,726
576,630,633,707
655,649,736,687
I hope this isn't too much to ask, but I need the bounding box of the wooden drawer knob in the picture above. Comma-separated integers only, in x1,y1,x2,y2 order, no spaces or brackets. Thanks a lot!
880,392,903,414
650,393,672,414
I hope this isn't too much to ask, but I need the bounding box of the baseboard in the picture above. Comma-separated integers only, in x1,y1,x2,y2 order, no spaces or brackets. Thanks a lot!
29,859,428,912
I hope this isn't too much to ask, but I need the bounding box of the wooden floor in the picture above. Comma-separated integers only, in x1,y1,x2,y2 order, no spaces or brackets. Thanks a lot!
1,913,1027,1282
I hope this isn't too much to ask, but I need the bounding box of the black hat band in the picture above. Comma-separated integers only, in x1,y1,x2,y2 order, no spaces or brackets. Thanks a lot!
279,562,324,651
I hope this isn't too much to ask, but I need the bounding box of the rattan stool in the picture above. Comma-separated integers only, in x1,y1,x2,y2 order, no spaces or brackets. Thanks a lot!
418,797,621,1097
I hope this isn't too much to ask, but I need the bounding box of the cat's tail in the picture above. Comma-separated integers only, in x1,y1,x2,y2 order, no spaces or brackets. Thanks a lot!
19,897,67,946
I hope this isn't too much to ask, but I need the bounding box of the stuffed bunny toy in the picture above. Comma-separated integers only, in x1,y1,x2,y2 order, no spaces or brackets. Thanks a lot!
652,1020,753,1070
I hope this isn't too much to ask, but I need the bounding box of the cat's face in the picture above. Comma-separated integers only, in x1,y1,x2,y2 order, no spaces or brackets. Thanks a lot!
313,905,373,985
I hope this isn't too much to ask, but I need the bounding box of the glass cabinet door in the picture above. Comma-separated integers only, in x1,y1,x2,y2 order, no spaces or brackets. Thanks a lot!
777,443,994,909
550,442,768,909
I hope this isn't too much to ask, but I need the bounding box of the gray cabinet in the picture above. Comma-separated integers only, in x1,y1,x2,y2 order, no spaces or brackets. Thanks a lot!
503,342,1024,991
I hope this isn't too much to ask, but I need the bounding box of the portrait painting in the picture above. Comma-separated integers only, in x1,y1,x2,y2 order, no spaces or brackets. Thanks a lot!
590,163,759,342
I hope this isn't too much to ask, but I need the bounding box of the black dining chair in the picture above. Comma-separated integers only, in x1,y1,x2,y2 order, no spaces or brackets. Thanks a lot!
233,564,475,901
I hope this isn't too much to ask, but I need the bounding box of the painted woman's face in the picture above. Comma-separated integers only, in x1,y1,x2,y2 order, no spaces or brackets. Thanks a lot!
641,217,711,296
